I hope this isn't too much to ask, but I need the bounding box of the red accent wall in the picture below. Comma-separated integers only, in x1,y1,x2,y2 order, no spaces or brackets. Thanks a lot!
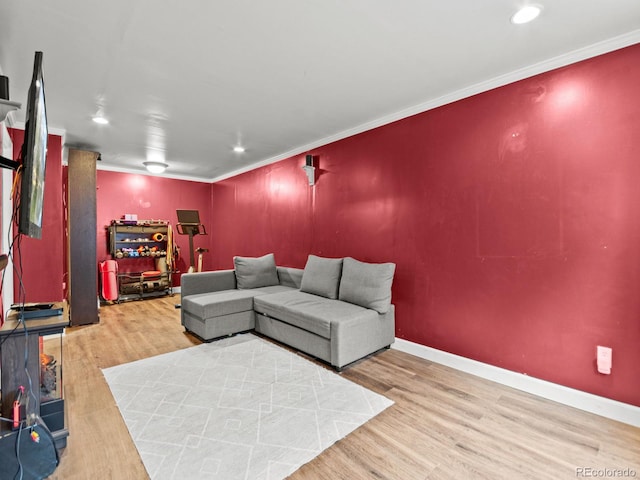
8,44,639,407
9,129,65,303
210,44,640,407
95,170,212,284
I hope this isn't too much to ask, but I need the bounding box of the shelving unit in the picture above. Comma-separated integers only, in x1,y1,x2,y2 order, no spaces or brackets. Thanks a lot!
107,220,173,301
0,99,20,123
0,99,21,171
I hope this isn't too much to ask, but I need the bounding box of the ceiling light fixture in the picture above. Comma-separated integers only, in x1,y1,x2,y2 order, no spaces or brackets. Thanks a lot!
233,145,245,153
92,114,109,125
511,5,542,24
143,161,168,174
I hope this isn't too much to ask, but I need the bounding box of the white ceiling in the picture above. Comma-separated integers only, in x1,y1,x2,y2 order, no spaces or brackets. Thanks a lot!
1,1,639,182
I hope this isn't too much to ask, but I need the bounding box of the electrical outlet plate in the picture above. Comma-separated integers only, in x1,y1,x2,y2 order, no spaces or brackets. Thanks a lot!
596,345,612,374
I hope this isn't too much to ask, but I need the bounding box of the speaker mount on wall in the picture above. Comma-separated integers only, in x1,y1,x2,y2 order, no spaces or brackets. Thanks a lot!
302,154,316,186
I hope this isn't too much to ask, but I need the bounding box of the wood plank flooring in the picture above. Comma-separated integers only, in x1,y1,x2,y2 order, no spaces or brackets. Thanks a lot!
50,296,639,479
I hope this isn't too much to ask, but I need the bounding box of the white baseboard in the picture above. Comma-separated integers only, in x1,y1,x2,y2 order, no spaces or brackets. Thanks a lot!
392,338,640,428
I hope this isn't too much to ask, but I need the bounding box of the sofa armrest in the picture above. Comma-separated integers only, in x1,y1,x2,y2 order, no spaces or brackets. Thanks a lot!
331,305,395,369
181,269,237,298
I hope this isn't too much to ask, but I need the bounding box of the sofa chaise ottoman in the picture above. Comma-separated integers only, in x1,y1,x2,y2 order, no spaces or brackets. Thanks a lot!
180,253,396,370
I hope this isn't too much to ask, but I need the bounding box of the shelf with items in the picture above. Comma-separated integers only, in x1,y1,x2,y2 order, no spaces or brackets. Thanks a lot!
0,98,21,123
106,220,174,301
108,220,169,257
116,269,172,301
113,244,168,259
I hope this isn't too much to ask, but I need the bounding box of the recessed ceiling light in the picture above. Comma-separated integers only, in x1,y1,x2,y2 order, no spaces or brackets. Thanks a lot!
233,145,246,153
92,115,109,125
511,5,542,24
143,161,168,174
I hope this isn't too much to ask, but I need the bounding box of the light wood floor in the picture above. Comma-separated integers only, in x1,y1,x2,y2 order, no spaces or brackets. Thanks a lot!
51,296,639,479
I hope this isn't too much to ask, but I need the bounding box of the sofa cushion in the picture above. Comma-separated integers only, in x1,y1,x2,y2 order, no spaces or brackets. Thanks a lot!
233,253,279,289
250,285,297,295
182,289,260,319
276,266,303,289
300,255,343,299
338,257,395,314
254,290,377,339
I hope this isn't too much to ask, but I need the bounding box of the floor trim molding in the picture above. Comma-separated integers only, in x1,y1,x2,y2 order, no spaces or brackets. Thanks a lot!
392,338,640,428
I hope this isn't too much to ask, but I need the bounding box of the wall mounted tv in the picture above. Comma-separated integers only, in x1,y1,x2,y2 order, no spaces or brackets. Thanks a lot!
18,51,48,239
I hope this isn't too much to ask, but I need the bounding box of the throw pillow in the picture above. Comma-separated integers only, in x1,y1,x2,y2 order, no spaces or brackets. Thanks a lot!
300,255,343,299
233,253,279,289
338,257,396,314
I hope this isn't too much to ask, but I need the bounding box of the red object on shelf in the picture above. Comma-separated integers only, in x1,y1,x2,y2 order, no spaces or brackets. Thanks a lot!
142,270,162,279
100,260,118,301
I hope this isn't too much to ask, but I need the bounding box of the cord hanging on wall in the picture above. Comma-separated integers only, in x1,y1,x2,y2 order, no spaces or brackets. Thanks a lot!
302,154,316,186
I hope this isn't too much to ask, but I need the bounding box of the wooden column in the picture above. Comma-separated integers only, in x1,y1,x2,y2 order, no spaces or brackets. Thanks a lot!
67,149,99,325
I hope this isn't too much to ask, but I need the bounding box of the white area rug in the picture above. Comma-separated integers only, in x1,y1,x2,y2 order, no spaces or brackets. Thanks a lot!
103,333,393,479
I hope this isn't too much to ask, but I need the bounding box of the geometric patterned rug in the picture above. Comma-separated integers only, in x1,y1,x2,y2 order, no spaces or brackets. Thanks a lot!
102,333,393,479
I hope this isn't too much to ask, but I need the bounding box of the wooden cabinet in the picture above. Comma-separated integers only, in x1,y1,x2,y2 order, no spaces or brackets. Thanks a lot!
107,221,173,301
0,304,69,449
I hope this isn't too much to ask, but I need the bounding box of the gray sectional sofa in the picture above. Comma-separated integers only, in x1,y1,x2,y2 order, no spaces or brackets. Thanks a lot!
180,253,396,370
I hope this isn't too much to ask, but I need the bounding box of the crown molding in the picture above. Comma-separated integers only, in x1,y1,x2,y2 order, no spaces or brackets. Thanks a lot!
210,31,640,184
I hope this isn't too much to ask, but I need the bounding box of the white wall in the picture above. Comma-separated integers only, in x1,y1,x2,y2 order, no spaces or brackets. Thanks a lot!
1,123,14,311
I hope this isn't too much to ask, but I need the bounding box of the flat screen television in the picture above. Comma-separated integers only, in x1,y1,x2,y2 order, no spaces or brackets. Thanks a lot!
18,51,48,239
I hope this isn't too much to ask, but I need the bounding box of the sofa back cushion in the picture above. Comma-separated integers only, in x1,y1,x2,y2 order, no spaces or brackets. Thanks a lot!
338,257,396,314
277,266,304,289
233,253,279,289
300,255,343,299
